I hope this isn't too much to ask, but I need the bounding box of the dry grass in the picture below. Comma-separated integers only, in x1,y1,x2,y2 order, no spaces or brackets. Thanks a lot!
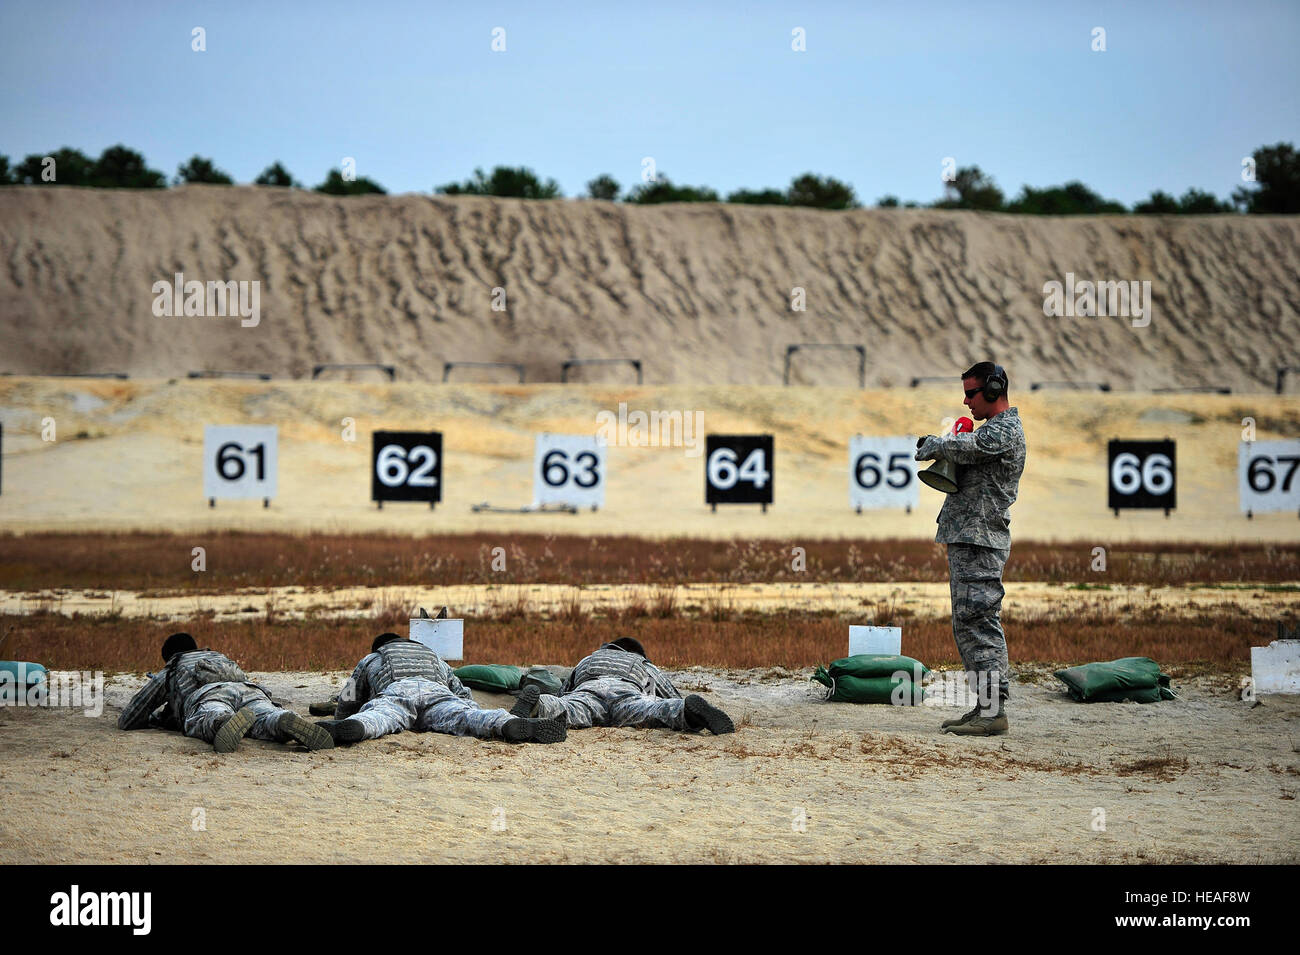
0,532,1297,592
4,603,1263,673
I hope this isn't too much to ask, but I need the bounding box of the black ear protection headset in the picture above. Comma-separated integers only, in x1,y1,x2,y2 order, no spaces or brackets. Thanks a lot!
981,364,1008,402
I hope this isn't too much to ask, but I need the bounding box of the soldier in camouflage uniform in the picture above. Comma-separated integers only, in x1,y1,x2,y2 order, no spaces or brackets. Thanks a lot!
118,632,333,753
915,362,1026,736
316,633,567,744
510,637,735,734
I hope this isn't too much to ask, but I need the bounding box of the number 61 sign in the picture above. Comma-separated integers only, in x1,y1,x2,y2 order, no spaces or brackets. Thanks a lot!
204,426,277,507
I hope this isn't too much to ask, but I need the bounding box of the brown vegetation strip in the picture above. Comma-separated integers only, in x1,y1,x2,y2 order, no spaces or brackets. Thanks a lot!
1,532,1297,592
5,604,1261,673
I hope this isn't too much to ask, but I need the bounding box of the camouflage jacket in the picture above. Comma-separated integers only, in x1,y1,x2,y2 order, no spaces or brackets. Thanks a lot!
335,640,473,718
933,407,1026,549
118,649,267,730
564,645,681,699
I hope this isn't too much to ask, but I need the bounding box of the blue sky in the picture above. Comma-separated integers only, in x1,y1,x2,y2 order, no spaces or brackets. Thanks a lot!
1,0,1296,204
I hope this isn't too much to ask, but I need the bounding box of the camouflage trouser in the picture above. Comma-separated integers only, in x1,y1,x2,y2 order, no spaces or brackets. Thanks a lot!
350,677,514,740
947,543,1011,700
183,683,288,743
535,676,688,730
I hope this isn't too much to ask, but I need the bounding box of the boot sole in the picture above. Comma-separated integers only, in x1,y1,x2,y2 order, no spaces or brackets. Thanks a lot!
685,695,735,735
335,718,367,743
943,718,1008,736
502,718,567,743
278,712,335,750
213,704,258,753
510,686,541,718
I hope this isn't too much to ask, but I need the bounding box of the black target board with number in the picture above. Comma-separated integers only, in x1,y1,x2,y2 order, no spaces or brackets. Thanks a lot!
706,434,773,511
1108,439,1176,516
372,431,442,509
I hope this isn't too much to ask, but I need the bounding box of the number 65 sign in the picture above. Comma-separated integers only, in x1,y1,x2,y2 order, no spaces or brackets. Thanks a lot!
204,426,277,506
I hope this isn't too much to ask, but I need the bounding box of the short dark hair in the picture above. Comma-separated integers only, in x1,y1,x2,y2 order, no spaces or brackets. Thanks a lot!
608,637,647,658
161,632,197,663
371,632,404,653
962,361,1008,395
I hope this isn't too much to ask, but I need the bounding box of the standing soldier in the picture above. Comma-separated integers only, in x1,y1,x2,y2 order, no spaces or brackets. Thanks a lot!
915,362,1026,735
316,633,567,744
511,637,735,735
118,632,334,753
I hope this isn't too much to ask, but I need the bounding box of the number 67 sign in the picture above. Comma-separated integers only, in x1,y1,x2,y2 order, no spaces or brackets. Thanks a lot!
204,426,277,507
1239,440,1300,517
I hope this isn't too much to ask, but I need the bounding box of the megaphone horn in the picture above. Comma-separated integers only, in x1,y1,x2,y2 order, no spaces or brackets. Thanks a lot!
918,416,973,494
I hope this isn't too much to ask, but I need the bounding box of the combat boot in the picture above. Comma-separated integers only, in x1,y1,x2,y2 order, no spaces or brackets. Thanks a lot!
940,705,983,729
275,711,334,750
943,702,1007,736
684,694,735,735
213,704,259,753
510,685,541,718
501,716,568,743
315,718,367,743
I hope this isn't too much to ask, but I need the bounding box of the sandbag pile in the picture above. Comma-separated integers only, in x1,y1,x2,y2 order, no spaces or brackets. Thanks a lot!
1053,656,1176,703
812,654,928,704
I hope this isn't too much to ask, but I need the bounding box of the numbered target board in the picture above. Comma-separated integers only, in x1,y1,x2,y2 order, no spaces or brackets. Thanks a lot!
534,434,604,509
204,426,277,503
849,436,918,512
1108,439,1175,514
372,431,442,508
706,434,773,510
1239,440,1300,515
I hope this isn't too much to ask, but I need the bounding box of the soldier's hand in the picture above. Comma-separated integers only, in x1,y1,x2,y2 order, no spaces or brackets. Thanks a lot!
915,435,943,461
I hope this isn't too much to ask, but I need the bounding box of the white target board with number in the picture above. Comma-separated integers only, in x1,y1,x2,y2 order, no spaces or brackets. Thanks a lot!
534,433,605,509
849,436,918,512
203,426,278,501
1239,440,1300,514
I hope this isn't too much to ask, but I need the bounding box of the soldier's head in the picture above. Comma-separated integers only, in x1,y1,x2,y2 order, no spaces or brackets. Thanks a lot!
371,632,405,654
161,631,197,663
607,636,647,658
961,361,1010,421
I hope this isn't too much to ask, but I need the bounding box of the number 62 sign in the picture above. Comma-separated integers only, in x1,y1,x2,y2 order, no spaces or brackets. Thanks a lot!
204,426,277,506
373,431,442,509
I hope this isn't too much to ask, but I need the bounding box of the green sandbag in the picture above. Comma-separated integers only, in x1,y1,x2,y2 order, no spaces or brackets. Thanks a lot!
826,654,930,681
518,667,563,696
453,664,523,693
812,666,925,705
1053,657,1172,702
1084,685,1176,704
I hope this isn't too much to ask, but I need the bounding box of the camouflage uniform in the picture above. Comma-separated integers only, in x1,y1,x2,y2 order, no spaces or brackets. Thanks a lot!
335,640,514,740
927,408,1026,700
118,649,299,743
533,645,688,730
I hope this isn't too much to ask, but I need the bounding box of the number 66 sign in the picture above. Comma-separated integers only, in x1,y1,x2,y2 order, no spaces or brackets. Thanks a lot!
204,426,277,506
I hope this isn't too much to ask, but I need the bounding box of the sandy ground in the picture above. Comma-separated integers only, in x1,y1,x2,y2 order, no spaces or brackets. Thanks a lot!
2,378,1298,542
4,581,1299,622
1,666,1296,864
2,189,1298,392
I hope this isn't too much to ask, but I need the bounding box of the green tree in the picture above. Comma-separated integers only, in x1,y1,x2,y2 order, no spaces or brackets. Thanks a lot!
1005,181,1124,215
726,187,787,205
254,161,300,187
91,145,166,188
0,155,13,184
437,165,561,198
585,174,620,200
786,172,858,209
14,147,96,185
625,175,719,204
876,195,900,207
933,166,1004,211
314,169,387,195
176,155,234,185
1175,188,1233,213
1233,142,1300,214
1132,189,1180,214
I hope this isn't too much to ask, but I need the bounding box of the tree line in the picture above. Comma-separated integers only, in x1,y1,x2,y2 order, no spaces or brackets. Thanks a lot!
2,142,1296,214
